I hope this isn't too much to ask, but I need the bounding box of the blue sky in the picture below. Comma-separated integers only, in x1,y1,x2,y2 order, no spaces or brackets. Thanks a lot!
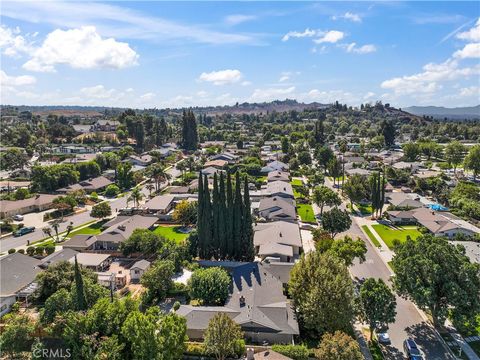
1,1,479,108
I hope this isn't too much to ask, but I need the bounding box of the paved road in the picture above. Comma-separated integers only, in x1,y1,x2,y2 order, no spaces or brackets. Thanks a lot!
320,176,454,360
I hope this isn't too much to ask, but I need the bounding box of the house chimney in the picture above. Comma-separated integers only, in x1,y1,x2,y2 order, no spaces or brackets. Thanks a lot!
239,295,246,307
246,347,255,360
279,232,282,237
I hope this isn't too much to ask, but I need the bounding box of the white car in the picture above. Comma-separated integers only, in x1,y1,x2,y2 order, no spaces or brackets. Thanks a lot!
13,214,24,221
375,331,391,345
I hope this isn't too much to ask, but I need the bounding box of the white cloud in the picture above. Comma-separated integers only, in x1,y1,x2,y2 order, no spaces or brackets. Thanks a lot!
313,30,344,44
456,18,480,41
140,92,155,100
241,80,252,86
23,26,138,72
364,91,376,100
224,14,256,26
342,42,377,54
282,29,316,42
198,69,243,85
303,89,357,104
381,60,479,95
0,25,33,57
249,86,296,102
0,70,36,87
453,43,480,59
279,75,290,82
459,86,480,97
332,12,362,23
80,85,117,99
1,1,258,45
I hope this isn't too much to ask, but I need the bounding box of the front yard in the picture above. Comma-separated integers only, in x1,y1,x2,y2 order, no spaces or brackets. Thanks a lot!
297,203,316,223
67,220,107,237
371,224,422,249
152,225,190,243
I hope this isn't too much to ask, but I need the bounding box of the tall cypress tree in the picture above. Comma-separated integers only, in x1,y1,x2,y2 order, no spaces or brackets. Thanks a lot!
203,175,213,259
380,172,386,217
74,256,87,311
211,173,220,259
226,171,234,259
197,173,204,258
233,172,243,260
242,176,255,262
218,172,227,259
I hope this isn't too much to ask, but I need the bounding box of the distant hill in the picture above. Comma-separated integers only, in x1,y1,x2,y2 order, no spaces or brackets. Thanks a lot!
404,105,480,120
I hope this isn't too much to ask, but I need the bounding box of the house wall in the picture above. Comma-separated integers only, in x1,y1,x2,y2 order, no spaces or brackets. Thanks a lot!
186,328,293,345
0,296,16,317
438,228,476,239
130,268,144,282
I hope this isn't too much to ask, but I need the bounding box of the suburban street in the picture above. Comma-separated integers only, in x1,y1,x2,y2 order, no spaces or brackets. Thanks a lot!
319,175,455,360
0,164,181,253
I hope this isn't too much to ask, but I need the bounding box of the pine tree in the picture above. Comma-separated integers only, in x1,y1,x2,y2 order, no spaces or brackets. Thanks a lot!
242,176,255,262
212,173,220,259
203,175,213,259
225,171,234,259
232,172,243,260
218,172,227,259
74,256,87,311
197,173,204,258
380,172,386,217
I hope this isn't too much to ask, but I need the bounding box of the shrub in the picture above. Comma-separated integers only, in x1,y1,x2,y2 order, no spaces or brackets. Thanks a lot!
35,246,45,255
173,301,180,311
104,184,120,198
271,344,309,360
184,342,205,356
17,249,25,254
8,248,16,254
45,245,55,255
90,192,99,201
26,246,35,256
233,339,246,358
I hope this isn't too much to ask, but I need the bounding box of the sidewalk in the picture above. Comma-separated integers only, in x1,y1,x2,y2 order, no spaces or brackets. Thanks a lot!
355,217,395,263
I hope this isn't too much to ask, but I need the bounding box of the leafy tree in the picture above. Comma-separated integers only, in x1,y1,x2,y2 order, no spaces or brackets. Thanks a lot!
380,120,395,147
315,146,334,173
76,161,101,181
321,208,352,239
313,186,341,216
327,157,342,187
445,140,466,175
121,228,163,257
40,288,73,324
173,200,197,227
116,162,134,189
464,145,480,180
327,235,367,267
359,278,397,338
91,202,112,220
0,148,29,171
181,109,198,150
289,252,355,335
141,260,175,303
342,174,369,210
157,313,188,360
297,151,312,165
402,142,421,162
73,256,88,311
35,260,97,301
314,331,363,360
392,235,480,327
0,313,36,358
189,267,230,305
204,313,244,360
31,164,79,192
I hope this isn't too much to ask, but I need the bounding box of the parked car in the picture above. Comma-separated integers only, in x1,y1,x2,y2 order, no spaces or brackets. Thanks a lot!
403,338,423,360
375,330,391,345
14,226,35,237
13,214,24,221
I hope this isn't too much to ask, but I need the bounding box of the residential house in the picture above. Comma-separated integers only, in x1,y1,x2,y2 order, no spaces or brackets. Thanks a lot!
72,124,92,134
385,192,424,209
130,260,151,282
258,196,296,222
210,152,238,163
57,176,113,194
261,160,289,173
177,261,299,344
254,221,302,262
144,195,175,216
61,153,98,164
129,154,153,167
387,207,480,238
267,171,290,183
40,248,79,268
203,159,228,169
392,161,422,173
92,119,119,132
1,253,42,316
266,181,294,199
201,166,223,177
69,253,111,271
345,168,372,177
0,194,59,219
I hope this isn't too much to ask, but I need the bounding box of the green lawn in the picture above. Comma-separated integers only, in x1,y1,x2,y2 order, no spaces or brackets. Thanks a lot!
371,224,422,249
67,220,106,238
297,203,316,223
362,225,381,248
356,203,373,215
290,179,303,186
293,188,304,199
152,225,190,243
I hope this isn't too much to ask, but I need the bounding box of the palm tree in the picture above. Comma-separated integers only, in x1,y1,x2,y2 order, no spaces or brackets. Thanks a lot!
148,164,170,192
146,183,155,197
128,187,144,208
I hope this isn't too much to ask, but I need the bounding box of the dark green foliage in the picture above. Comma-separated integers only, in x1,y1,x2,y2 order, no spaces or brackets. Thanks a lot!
189,267,231,305
321,208,352,239
181,109,198,150
31,164,79,192
74,256,87,311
